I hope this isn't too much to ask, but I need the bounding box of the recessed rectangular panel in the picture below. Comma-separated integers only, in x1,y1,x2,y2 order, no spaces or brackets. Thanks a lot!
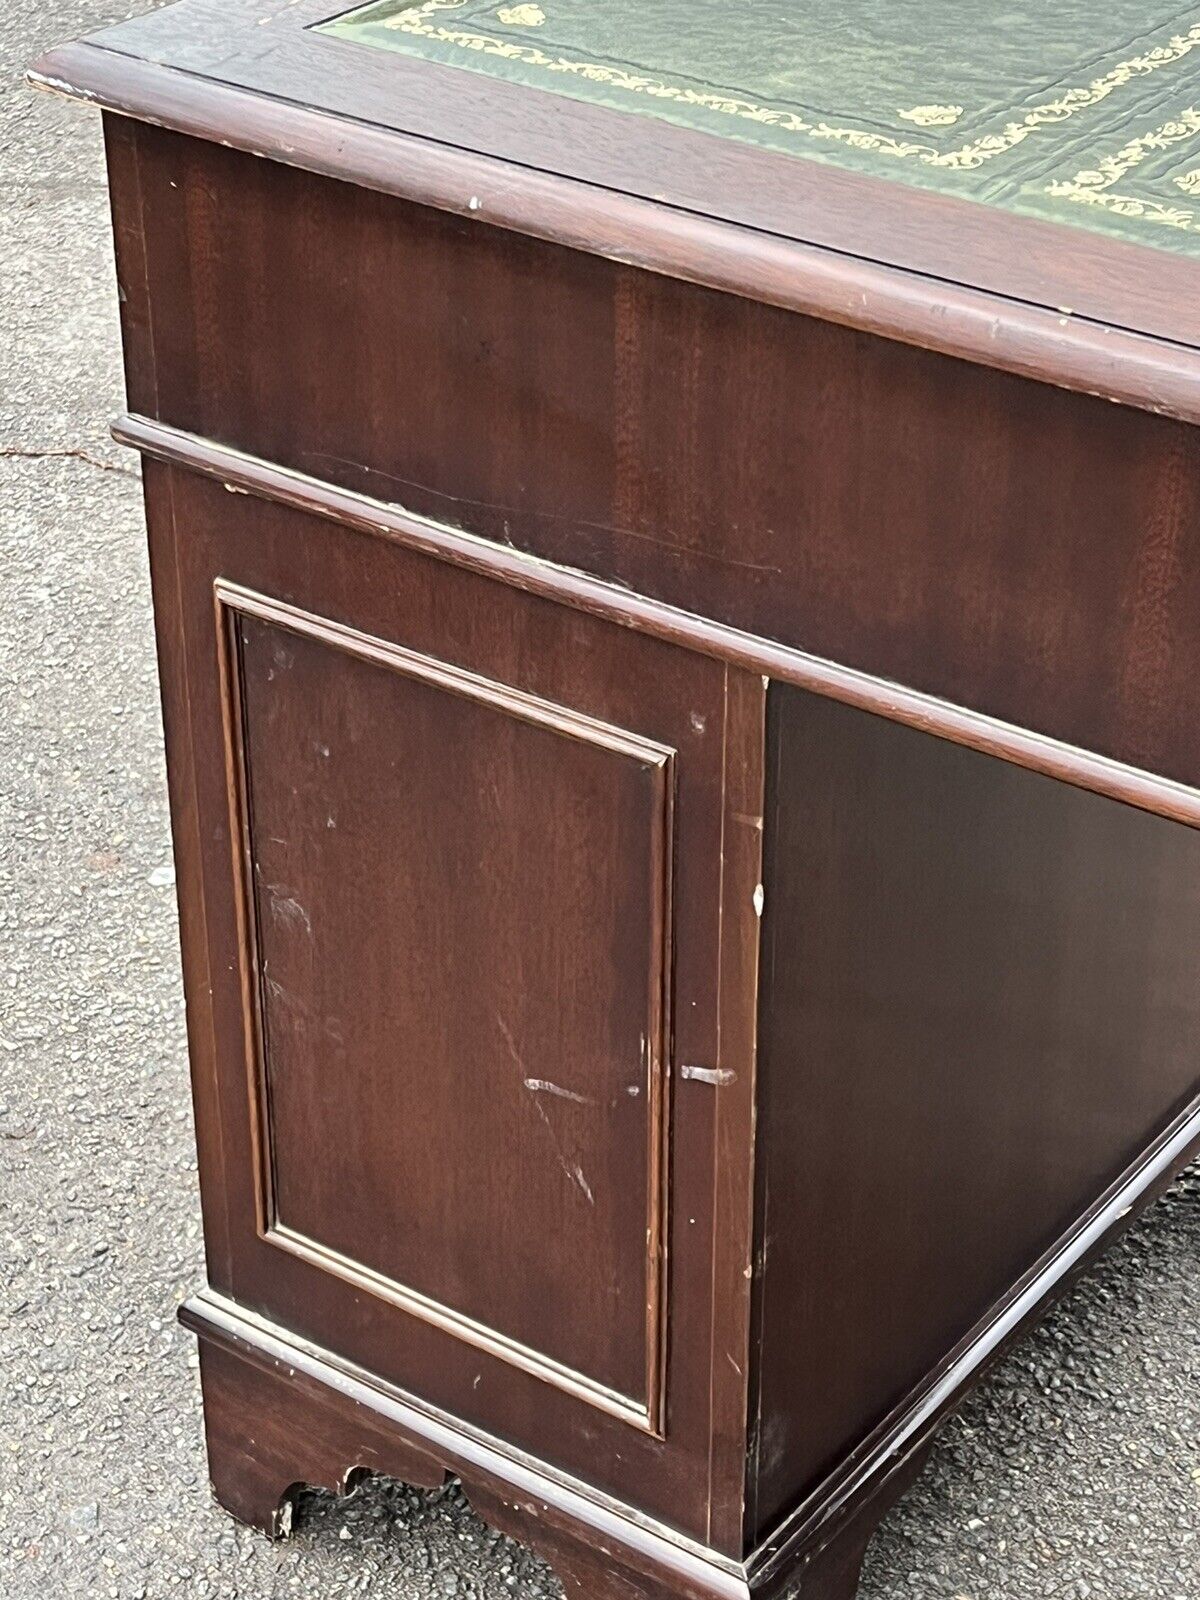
750,683,1200,1531
219,585,672,1427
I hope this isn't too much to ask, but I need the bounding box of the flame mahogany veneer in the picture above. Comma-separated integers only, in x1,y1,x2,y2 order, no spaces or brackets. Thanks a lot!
30,4,1200,1596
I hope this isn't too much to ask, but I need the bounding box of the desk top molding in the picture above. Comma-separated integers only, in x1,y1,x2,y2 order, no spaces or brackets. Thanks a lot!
28,0,1200,424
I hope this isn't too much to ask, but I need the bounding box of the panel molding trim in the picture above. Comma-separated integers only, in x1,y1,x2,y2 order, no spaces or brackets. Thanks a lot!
213,578,676,1434
121,415,1200,828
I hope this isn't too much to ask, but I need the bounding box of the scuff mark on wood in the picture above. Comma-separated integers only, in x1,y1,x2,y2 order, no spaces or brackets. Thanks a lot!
298,449,781,574
524,1078,593,1106
263,973,300,1011
571,1164,595,1205
265,884,312,936
681,1064,736,1086
496,1015,596,1205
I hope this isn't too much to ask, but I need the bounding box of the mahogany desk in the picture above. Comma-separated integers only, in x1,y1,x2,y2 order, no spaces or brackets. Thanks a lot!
30,4,1200,1597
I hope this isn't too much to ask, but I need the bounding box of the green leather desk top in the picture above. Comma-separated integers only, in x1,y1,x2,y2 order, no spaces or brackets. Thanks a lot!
318,0,1200,257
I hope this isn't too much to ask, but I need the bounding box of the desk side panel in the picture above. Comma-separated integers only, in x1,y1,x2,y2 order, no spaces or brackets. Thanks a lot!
132,458,768,1546
747,683,1200,1538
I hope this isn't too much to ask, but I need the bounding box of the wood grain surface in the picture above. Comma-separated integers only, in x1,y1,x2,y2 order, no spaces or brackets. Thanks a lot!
144,458,765,1551
107,124,1200,795
749,684,1200,1535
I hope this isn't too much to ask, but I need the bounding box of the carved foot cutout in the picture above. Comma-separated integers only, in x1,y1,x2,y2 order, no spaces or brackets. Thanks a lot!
196,1340,446,1537
191,1311,926,1600
195,1335,673,1599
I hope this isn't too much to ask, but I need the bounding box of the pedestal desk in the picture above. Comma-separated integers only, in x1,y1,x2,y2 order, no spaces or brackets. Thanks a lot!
30,5,1200,1597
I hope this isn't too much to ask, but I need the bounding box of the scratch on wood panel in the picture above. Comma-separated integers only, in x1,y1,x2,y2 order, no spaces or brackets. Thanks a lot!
298,450,782,574
680,1064,736,1086
496,1016,595,1205
495,1015,528,1076
571,1164,595,1205
265,885,313,936
523,1078,594,1106
263,974,305,1015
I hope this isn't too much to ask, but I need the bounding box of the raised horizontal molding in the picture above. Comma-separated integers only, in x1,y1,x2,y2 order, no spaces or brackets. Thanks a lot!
116,413,1200,830
30,42,1200,427
181,1289,749,1593
748,1089,1200,1589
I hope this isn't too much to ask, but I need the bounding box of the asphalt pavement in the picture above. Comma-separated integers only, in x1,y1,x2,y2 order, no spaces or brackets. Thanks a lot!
2,3,1198,1596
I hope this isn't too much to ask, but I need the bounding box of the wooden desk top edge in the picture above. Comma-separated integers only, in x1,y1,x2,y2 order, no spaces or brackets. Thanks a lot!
28,0,1200,428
